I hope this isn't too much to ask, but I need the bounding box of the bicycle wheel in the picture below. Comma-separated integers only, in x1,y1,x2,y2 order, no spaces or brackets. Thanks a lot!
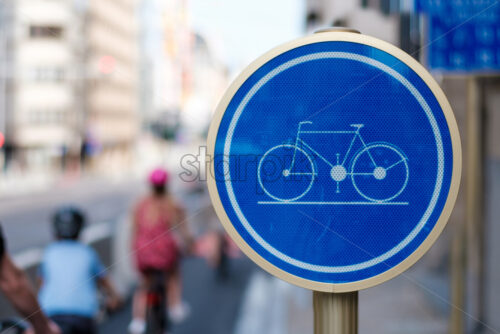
350,143,409,202
258,144,315,202
145,270,168,334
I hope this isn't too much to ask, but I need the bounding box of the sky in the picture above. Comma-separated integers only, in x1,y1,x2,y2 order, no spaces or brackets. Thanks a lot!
188,0,306,72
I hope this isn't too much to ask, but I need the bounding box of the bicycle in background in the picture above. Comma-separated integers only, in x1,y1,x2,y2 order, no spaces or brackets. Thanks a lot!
144,270,169,334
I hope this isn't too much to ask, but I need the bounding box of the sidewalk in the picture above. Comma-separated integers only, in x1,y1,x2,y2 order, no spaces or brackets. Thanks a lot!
360,269,448,334
235,271,312,334
0,169,135,199
235,265,449,334
0,170,56,198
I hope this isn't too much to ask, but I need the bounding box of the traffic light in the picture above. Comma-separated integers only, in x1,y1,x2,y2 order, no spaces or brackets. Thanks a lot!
0,132,4,149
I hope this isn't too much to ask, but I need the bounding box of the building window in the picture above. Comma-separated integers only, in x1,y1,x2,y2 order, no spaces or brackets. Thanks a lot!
28,109,67,125
380,0,400,15
29,25,64,39
306,11,321,31
31,67,65,82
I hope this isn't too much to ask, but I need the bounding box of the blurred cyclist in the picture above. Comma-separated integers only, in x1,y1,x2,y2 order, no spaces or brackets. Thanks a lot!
129,168,193,334
38,207,121,334
0,224,60,334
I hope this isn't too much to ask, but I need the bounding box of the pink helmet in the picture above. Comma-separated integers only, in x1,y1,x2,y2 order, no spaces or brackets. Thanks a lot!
149,168,170,186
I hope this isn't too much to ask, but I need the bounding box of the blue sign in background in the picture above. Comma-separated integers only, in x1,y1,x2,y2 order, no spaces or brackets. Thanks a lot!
417,0,500,72
213,41,454,284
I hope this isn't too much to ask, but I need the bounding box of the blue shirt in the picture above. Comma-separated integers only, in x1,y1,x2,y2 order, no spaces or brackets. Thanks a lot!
39,240,105,317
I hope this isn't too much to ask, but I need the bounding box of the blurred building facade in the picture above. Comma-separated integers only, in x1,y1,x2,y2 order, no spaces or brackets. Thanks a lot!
306,0,399,44
85,0,139,173
139,0,191,130
1,0,83,172
306,0,421,59
139,0,228,143
0,0,140,175
1,0,226,176
181,32,228,138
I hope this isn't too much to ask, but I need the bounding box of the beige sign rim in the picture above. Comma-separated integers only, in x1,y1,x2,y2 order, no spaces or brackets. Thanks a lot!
206,31,462,292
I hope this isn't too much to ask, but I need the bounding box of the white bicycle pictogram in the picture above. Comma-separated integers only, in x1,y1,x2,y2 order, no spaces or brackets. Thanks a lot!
257,121,409,203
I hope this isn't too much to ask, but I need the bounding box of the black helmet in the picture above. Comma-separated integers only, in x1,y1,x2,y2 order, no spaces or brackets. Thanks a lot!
53,206,85,240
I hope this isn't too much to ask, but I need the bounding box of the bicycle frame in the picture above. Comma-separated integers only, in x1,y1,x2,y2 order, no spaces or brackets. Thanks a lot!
289,121,376,174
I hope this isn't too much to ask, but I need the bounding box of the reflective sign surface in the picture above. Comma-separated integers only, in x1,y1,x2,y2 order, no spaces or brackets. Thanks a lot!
208,34,461,291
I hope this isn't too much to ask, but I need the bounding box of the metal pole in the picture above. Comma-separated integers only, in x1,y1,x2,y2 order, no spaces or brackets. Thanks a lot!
465,76,484,332
313,291,358,334
450,76,484,333
449,223,465,334
465,76,485,331
476,78,487,332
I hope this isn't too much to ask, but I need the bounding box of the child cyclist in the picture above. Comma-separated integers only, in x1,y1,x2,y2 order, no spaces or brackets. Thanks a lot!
38,207,122,334
128,168,194,334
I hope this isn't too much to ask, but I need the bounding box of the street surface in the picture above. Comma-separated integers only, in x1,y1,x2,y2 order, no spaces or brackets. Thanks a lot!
0,177,142,253
100,257,254,333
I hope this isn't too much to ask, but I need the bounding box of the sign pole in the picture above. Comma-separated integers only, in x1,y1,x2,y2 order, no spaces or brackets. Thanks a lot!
465,76,485,329
449,222,465,334
313,291,358,334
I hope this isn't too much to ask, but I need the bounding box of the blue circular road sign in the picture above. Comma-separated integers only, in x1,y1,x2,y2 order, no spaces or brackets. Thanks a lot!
207,32,461,292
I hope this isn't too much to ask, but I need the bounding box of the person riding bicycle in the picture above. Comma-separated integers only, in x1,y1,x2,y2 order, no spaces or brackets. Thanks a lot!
38,207,121,334
129,168,193,334
0,223,60,334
